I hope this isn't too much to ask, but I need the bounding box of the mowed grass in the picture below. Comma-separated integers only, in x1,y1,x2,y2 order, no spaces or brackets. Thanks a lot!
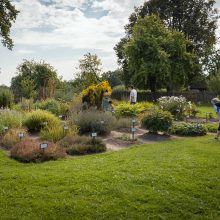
197,105,217,119
0,136,220,219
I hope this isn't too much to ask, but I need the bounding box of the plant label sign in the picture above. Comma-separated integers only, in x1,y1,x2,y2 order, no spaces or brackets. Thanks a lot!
40,143,48,149
64,125,69,130
4,126,8,131
132,119,136,123
92,133,97,137
131,128,136,132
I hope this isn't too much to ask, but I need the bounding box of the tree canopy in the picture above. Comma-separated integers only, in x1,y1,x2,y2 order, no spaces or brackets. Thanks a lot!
11,60,59,100
125,15,197,92
0,0,19,50
115,0,219,88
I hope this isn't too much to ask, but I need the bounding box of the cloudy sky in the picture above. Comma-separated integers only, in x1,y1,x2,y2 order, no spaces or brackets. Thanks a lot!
0,0,219,86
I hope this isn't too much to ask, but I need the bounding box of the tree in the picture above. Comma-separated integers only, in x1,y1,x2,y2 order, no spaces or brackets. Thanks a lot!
101,69,123,88
115,0,219,86
11,60,59,100
208,69,220,93
76,53,102,89
0,0,19,49
124,15,197,92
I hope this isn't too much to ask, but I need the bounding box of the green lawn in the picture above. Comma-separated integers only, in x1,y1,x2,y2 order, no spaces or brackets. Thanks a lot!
0,136,220,219
197,105,217,119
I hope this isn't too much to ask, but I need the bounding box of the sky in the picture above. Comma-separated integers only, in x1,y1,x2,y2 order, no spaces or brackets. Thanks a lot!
0,0,220,86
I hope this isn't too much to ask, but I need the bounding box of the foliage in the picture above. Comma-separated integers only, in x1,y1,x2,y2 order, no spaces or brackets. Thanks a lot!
141,108,173,133
114,118,134,129
115,0,218,84
58,135,106,155
208,69,220,93
101,69,123,88
81,81,112,110
171,122,207,136
40,124,78,143
124,15,197,92
0,109,24,134
115,102,154,118
204,123,218,133
11,60,59,100
11,140,66,163
33,99,61,115
74,53,102,91
74,110,116,135
158,96,193,120
24,110,60,132
1,128,29,149
13,98,34,112
0,87,14,108
0,0,19,49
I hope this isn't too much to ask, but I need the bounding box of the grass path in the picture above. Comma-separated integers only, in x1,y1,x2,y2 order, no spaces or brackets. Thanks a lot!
0,136,219,219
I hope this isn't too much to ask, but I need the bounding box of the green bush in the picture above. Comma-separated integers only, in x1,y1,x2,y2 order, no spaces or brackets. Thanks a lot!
204,123,218,133
33,99,61,115
115,102,154,118
11,140,66,163
58,135,106,155
24,110,60,132
40,124,78,143
141,109,173,133
171,122,207,136
158,96,192,120
0,88,14,108
1,128,29,149
75,110,116,135
13,98,34,111
0,109,25,134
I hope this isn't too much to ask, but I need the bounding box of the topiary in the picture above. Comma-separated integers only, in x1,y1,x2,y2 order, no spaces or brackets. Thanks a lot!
141,108,173,134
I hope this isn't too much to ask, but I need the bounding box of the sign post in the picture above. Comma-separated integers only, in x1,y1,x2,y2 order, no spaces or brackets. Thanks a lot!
40,143,48,152
18,132,25,140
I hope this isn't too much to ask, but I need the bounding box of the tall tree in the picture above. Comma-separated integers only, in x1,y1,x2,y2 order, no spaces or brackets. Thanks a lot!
115,0,219,87
101,69,123,88
75,53,102,89
125,15,197,92
11,60,59,100
0,0,19,50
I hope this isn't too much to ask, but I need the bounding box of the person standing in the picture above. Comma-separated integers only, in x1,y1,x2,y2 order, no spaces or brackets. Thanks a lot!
211,98,220,140
102,90,110,111
130,85,137,105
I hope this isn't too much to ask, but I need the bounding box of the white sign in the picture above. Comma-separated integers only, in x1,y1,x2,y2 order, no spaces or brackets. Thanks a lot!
132,119,136,123
100,121,105,124
59,115,63,118
64,125,69,130
43,122,48,125
131,128,136,132
92,133,97,137
4,126,8,130
40,143,48,149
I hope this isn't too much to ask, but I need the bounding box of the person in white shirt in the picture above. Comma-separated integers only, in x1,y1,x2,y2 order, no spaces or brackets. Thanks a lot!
211,97,220,140
130,86,137,105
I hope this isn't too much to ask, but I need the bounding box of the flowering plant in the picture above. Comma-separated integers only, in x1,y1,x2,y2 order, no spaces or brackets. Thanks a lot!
81,81,112,110
157,96,192,120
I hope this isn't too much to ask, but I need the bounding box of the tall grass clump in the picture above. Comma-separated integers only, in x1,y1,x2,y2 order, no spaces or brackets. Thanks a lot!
0,88,14,108
24,110,60,132
0,109,25,134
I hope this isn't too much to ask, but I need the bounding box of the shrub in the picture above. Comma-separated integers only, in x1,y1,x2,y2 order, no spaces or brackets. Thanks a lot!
24,110,60,132
75,110,116,135
158,96,192,120
0,88,14,108
58,135,106,155
141,109,173,133
114,118,134,129
0,109,25,134
13,98,34,111
40,124,78,143
115,102,154,118
33,99,62,115
171,122,207,136
204,123,218,133
2,128,29,149
11,140,66,163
